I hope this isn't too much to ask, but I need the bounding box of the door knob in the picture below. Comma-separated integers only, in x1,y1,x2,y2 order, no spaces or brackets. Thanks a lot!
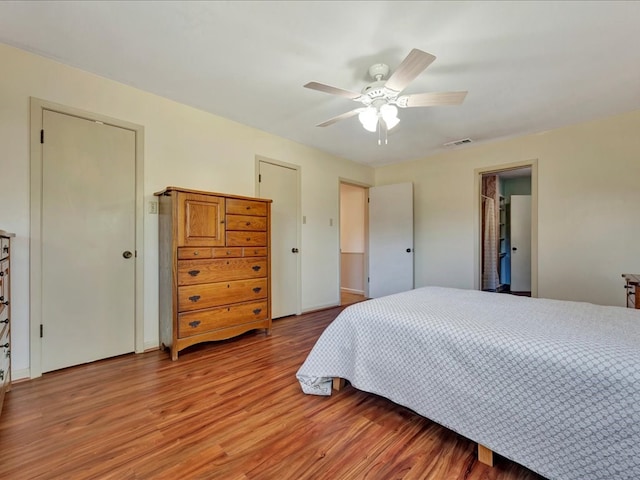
122,251,133,259
512,247,517,251
406,248,412,253
291,248,299,253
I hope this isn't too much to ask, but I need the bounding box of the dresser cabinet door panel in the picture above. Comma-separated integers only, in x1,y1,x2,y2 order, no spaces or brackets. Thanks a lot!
225,214,267,231
178,193,225,247
226,231,267,247
179,300,269,337
178,258,267,285
178,278,268,311
226,199,267,217
177,247,213,260
0,238,8,260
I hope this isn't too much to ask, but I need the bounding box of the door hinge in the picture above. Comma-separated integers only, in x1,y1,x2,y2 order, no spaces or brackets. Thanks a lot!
367,197,370,203
367,277,370,283
40,324,43,338
40,129,44,144
258,174,262,183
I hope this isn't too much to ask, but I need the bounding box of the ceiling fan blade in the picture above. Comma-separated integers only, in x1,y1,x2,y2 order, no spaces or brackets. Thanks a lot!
304,82,362,100
397,91,468,108
316,108,365,127
384,49,436,94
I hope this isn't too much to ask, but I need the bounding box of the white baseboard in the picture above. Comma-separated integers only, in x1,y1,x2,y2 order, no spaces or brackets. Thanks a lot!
143,341,160,352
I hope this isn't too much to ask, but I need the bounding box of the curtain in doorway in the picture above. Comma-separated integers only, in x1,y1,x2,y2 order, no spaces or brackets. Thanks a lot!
482,175,499,291
482,198,499,290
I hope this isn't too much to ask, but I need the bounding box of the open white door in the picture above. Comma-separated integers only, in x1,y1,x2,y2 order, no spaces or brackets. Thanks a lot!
369,182,414,298
510,195,532,293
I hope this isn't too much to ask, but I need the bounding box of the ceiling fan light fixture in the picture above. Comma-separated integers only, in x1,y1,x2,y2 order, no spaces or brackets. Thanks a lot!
379,104,399,130
358,107,378,132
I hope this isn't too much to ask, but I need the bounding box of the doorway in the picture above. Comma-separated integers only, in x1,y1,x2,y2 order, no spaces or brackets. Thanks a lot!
339,182,367,306
477,162,537,297
30,98,144,377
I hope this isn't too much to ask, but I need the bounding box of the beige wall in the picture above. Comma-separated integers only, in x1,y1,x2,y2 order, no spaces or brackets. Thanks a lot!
376,109,640,307
0,43,374,378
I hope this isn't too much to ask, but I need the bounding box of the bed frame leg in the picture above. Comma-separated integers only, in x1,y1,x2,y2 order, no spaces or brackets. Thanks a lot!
478,444,494,466
332,378,346,391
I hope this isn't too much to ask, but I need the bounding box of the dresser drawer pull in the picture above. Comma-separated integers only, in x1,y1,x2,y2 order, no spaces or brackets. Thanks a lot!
252,265,261,272
188,295,201,303
0,343,8,348
226,250,231,255
193,251,200,256
0,319,8,324
0,271,3,276
188,270,200,277
0,296,3,302
0,370,4,381
246,237,251,242
188,320,201,328
253,308,262,315
246,206,251,210
245,222,251,226
2,246,7,253
253,287,262,293
1,301,8,306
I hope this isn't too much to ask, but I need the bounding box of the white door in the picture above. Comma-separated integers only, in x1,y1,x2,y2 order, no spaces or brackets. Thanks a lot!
510,195,532,293
41,110,136,372
257,160,299,318
369,182,414,298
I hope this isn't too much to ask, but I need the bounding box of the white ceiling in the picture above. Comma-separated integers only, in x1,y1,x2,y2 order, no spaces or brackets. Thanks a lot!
1,1,639,167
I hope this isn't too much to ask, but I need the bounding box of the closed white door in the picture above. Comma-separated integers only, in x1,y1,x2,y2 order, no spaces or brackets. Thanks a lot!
510,195,532,293
41,110,136,372
257,160,299,318
369,182,414,298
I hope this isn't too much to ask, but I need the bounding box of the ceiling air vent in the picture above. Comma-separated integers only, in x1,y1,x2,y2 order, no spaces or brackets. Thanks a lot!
443,138,473,148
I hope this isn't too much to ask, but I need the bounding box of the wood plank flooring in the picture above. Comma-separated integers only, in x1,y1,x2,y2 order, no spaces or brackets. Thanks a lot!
0,307,544,480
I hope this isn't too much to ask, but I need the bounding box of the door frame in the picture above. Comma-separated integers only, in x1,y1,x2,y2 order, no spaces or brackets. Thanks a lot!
29,97,145,378
474,159,538,297
338,179,371,301
255,155,302,316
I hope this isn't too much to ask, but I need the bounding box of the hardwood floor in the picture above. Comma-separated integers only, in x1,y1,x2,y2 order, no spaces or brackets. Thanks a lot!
340,290,366,306
0,307,544,480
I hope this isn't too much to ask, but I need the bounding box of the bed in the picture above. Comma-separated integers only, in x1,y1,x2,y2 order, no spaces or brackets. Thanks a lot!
296,286,640,480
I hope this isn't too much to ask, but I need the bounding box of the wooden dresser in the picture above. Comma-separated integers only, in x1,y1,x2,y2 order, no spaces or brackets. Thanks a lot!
622,274,640,309
0,230,14,415
155,187,272,360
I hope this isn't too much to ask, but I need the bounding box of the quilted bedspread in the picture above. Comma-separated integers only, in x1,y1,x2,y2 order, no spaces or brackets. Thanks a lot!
296,286,640,480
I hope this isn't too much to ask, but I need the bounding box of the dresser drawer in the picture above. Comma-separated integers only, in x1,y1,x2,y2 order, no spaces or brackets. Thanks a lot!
243,247,267,257
225,214,267,231
212,247,244,258
178,258,267,285
0,306,8,339
0,237,8,261
178,300,268,337
178,247,213,260
0,324,9,388
226,231,267,247
178,278,268,312
226,198,267,217
0,259,7,305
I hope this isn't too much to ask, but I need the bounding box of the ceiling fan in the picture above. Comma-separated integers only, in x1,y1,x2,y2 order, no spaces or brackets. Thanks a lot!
304,48,467,144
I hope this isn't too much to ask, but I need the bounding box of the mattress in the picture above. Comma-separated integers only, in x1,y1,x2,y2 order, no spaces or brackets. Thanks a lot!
296,286,640,480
